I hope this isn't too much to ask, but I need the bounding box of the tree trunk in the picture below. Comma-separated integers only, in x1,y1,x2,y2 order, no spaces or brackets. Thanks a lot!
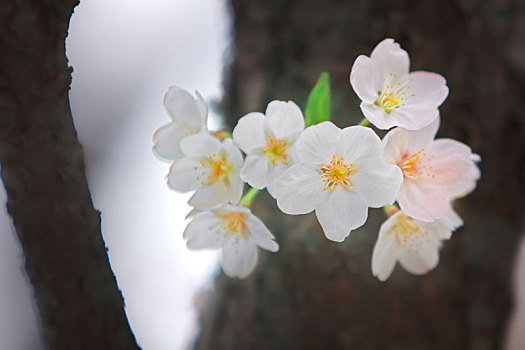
195,0,525,349
0,1,139,348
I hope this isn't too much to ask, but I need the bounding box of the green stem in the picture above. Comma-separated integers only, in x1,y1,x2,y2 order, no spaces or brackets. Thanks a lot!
358,118,370,127
239,187,261,207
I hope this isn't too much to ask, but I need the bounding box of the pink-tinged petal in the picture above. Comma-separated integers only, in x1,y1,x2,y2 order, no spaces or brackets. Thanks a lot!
167,158,202,192
272,164,328,214
315,188,369,242
340,125,383,162
163,86,203,132
246,214,279,252
180,132,222,158
294,121,341,165
184,212,224,250
370,38,410,82
189,183,229,209
371,213,400,281
397,238,440,275
389,104,440,131
152,123,187,161
427,139,480,197
439,207,463,231
407,71,449,107
232,112,266,153
352,159,403,207
221,238,258,279
240,154,269,190
350,55,381,103
360,103,394,130
265,100,305,140
397,180,450,222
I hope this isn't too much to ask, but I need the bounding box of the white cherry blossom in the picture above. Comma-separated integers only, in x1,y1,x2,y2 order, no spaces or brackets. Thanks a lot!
371,208,462,281
153,86,208,161
272,122,403,242
232,100,305,197
350,38,449,130
383,118,480,222
167,132,244,209
183,204,279,279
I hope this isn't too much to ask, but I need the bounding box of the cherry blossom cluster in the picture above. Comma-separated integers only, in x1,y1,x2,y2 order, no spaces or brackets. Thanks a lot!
153,38,480,281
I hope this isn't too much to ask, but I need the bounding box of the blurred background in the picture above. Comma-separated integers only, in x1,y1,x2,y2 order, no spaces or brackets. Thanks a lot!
1,0,524,349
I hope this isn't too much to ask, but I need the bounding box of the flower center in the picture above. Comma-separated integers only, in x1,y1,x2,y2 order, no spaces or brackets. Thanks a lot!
375,73,415,115
320,155,354,191
219,212,248,236
391,214,430,248
260,133,290,166
397,149,435,180
201,151,234,185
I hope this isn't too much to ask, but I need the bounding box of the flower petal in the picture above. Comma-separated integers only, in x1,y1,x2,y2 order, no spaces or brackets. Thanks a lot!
246,214,279,252
352,159,403,207
360,103,393,130
221,238,258,279
350,55,381,103
272,164,328,214
180,132,222,158
163,86,203,132
265,100,305,140
222,138,244,169
389,104,440,131
370,38,410,82
371,213,400,281
294,121,341,165
195,90,208,128
397,180,450,222
315,188,369,242
232,112,266,153
189,183,228,209
184,212,224,250
340,125,383,162
167,158,202,192
266,162,290,197
228,173,244,205
240,154,269,189
397,237,440,275
152,123,187,161
408,71,449,107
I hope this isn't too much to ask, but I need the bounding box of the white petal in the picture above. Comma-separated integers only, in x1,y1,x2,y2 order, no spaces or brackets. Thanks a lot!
167,158,202,192
389,104,440,131
246,214,279,252
180,132,222,158
184,212,224,250
221,238,258,279
189,183,229,209
397,238,440,275
340,125,383,162
240,154,269,189
352,159,403,207
152,123,187,161
272,164,328,214
228,173,244,205
294,121,341,165
265,100,305,139
371,214,400,281
360,103,394,130
350,55,381,103
397,180,450,222
232,112,266,153
370,38,410,82
315,188,369,242
265,162,290,197
407,71,449,107
163,86,203,132
439,207,463,231
195,90,209,128
222,138,244,169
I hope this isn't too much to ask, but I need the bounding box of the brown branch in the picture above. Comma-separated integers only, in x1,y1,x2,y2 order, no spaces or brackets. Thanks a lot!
0,1,140,348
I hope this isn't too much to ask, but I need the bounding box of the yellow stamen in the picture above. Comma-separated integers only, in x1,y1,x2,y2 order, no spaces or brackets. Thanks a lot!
397,149,435,180
200,151,234,185
260,133,290,166
391,214,430,248
375,73,414,114
219,212,248,236
320,155,354,191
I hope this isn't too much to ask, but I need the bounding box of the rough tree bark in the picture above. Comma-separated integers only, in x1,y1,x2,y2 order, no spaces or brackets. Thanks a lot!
195,0,525,349
0,1,139,348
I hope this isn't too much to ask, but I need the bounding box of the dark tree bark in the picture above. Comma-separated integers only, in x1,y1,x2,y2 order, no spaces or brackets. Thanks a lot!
0,1,139,348
196,0,525,349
